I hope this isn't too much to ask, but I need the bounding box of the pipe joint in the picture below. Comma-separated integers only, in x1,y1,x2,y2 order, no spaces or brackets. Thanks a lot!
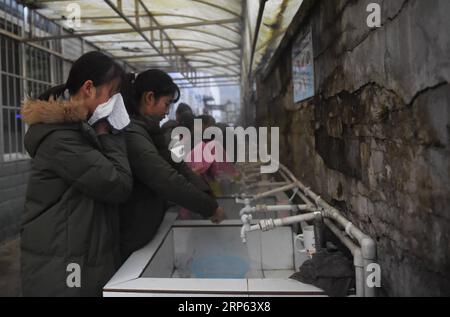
361,237,377,260
353,249,364,267
314,210,323,221
345,222,354,237
256,205,268,213
259,219,276,232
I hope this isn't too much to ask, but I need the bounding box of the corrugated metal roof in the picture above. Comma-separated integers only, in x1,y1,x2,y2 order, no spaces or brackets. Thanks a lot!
253,0,303,71
26,0,302,86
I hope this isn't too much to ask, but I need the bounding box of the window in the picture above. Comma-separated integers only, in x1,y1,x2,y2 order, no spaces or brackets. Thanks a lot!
0,1,64,162
1,18,25,162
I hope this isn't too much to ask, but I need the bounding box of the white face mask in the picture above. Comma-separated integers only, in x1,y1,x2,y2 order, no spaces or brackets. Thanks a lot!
88,93,130,131
169,135,185,162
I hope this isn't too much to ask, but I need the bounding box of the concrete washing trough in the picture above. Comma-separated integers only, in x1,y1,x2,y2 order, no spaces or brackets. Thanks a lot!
104,212,325,297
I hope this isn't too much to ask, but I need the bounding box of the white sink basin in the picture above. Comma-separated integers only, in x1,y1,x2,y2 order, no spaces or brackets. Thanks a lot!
104,212,325,297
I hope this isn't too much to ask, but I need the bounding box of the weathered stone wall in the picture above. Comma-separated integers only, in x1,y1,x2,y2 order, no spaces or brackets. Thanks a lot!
254,0,450,296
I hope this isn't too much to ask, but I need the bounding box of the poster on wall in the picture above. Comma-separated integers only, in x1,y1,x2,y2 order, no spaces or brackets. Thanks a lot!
292,29,315,103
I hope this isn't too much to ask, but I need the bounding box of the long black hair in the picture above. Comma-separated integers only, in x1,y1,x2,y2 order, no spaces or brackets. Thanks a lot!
176,103,193,117
39,51,125,101
121,69,180,116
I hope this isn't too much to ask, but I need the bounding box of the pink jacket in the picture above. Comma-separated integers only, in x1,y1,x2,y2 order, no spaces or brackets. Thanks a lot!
185,141,238,179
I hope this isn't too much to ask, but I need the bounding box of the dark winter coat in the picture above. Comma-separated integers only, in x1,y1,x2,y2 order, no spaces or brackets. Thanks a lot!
120,115,218,261
20,98,133,297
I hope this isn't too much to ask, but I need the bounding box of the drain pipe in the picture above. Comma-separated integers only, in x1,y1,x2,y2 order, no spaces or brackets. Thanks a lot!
321,204,377,297
241,212,321,243
243,209,367,297
325,219,365,297
238,161,377,296
248,212,322,233
279,169,315,205
297,182,377,297
277,164,377,290
240,167,263,175
243,182,290,190
277,163,377,296
252,183,298,201
303,193,376,296
241,175,263,184
243,172,264,179
314,212,325,253
239,204,317,217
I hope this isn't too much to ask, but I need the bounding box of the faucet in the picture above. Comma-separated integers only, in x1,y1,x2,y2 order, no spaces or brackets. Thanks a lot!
240,211,322,244
240,214,253,244
237,196,320,243
239,203,316,217
236,196,254,215
237,196,258,243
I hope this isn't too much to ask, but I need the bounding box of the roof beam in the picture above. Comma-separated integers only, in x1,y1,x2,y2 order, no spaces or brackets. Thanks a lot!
135,0,202,85
114,47,240,60
181,79,239,85
93,40,241,59
173,74,239,82
188,56,239,66
134,62,239,69
50,13,215,22
249,0,268,77
135,0,197,85
0,28,74,63
33,0,240,18
48,12,241,34
190,0,240,17
179,83,240,89
64,18,240,34
99,0,195,84
91,38,237,48
180,28,241,46
22,18,240,42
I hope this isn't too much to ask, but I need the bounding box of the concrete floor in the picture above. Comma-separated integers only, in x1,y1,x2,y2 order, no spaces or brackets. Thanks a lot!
0,238,21,297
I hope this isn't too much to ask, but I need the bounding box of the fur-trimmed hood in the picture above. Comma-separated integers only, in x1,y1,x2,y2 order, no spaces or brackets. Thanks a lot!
22,99,89,158
21,98,88,125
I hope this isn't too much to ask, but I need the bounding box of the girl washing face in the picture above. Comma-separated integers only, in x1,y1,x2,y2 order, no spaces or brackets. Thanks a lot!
20,52,133,297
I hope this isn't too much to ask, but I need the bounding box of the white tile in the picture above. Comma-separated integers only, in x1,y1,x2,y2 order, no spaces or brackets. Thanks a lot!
105,278,249,296
248,279,325,296
104,291,248,298
261,227,295,270
263,270,296,279
173,226,262,278
105,212,178,287
141,230,175,278
246,269,264,279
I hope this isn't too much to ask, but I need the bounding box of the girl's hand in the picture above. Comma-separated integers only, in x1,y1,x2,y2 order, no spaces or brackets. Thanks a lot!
192,166,204,175
94,120,110,135
210,207,226,224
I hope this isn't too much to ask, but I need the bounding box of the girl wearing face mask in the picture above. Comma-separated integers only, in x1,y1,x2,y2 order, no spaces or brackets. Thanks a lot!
120,69,226,262
20,52,133,297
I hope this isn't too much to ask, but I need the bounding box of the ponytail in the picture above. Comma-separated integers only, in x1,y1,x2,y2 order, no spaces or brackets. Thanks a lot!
121,69,180,117
38,51,124,102
121,73,139,116
38,84,67,101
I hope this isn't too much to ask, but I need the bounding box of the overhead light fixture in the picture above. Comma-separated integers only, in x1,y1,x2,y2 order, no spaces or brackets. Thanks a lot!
121,47,143,53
